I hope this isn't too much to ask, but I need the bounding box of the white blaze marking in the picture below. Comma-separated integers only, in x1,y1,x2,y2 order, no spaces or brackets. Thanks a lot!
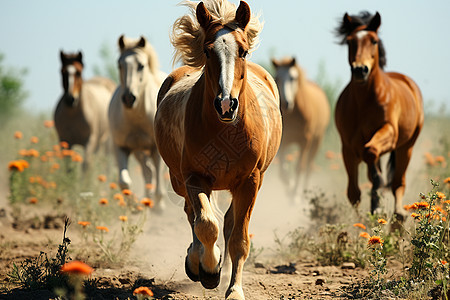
278,66,298,111
356,30,369,40
214,28,237,102
67,65,76,93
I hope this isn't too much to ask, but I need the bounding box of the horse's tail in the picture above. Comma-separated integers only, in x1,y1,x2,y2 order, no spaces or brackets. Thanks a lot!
386,151,396,188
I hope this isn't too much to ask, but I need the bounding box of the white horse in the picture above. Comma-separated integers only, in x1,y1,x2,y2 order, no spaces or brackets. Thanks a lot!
54,51,116,171
108,35,167,210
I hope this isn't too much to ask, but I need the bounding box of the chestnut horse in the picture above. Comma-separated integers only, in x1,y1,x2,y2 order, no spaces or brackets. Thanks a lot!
272,57,330,196
108,36,167,210
154,1,282,298
335,12,423,222
54,51,116,171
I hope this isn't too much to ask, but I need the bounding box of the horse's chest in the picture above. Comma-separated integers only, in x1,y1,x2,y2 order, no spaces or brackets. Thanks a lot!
185,125,254,182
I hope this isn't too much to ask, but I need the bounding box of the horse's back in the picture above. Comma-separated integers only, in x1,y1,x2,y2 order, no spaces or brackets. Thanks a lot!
300,79,330,134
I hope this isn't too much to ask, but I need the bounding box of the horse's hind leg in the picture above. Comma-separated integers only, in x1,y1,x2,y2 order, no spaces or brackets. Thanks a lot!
367,160,383,214
226,170,261,300
134,150,155,196
184,175,221,289
149,147,167,211
390,145,414,223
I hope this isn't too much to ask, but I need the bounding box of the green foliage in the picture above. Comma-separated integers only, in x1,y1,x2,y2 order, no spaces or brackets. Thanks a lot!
8,218,71,290
0,54,28,124
92,41,119,84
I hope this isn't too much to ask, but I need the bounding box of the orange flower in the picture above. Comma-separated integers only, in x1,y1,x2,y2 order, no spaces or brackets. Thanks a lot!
133,286,154,297
14,131,23,139
119,215,128,222
109,182,118,189
113,193,124,201
60,141,69,149
136,205,143,211
29,197,38,204
122,189,132,196
145,183,155,190
8,160,28,172
141,198,154,208
286,154,295,162
444,177,450,184
96,226,109,232
436,192,446,200
378,218,387,225
99,198,108,205
26,149,40,157
19,149,28,156
30,136,39,144
416,201,430,209
40,155,48,162
48,181,57,189
359,232,371,239
435,155,446,163
411,213,421,219
424,152,435,166
60,261,93,275
443,217,447,222
325,150,335,159
97,175,107,182
118,199,126,207
72,154,83,162
442,260,448,266
51,163,60,170
78,221,91,228
368,236,383,247
353,223,366,230
43,120,54,128
404,203,418,211
249,233,254,239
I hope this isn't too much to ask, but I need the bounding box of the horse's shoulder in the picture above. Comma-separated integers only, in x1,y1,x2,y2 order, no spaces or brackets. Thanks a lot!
386,72,422,102
157,66,199,107
247,62,278,99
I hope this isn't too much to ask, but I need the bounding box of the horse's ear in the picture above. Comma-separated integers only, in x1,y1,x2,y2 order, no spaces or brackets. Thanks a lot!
197,2,213,30
118,35,125,51
367,12,381,32
343,13,353,33
60,50,66,63
76,51,83,64
235,1,251,30
138,36,146,48
290,57,296,67
271,58,279,68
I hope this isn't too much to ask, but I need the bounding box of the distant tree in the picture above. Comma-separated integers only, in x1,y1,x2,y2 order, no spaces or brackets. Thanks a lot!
93,41,119,84
0,54,28,123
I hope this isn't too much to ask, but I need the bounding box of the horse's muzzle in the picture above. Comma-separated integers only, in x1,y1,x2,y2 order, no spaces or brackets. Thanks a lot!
62,93,77,107
122,92,136,108
214,96,239,123
351,65,370,82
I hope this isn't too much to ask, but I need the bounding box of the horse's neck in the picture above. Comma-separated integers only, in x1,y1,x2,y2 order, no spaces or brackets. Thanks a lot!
352,66,389,103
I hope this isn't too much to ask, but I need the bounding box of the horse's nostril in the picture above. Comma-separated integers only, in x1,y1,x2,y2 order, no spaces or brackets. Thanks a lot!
363,66,369,74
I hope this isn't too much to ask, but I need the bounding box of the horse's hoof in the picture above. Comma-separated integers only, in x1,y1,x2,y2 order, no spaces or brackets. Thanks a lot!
199,262,221,289
185,256,200,282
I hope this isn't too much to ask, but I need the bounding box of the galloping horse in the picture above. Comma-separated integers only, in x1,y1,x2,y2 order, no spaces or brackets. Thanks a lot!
272,57,330,196
155,1,282,299
335,12,424,222
108,35,167,210
54,51,116,171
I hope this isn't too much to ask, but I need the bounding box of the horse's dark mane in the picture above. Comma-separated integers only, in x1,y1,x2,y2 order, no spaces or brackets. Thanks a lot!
335,11,386,69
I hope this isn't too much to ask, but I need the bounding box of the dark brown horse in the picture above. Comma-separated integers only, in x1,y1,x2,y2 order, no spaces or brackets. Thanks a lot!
155,1,282,299
335,12,424,221
55,51,116,171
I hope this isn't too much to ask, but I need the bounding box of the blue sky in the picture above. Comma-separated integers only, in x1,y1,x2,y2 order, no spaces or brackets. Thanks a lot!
1,0,449,113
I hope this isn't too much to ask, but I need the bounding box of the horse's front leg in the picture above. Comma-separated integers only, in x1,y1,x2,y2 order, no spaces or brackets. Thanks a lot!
184,174,221,289
363,123,396,164
82,135,98,172
113,145,131,189
149,146,167,211
226,170,261,300
342,146,361,208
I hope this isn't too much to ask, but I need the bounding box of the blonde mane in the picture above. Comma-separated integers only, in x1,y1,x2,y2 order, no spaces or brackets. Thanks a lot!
171,0,263,68
119,36,160,75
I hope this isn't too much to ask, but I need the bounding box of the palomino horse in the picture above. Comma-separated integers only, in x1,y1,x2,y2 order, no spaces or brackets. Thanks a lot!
272,57,330,196
54,51,116,171
108,35,167,210
155,1,282,299
335,12,424,222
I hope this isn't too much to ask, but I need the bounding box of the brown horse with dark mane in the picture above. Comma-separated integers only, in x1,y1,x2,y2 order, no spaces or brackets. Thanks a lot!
335,12,423,222
155,1,282,299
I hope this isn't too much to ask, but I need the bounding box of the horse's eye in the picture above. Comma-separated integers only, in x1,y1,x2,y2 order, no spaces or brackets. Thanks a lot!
372,40,378,45
239,47,248,59
204,49,210,59
137,63,144,71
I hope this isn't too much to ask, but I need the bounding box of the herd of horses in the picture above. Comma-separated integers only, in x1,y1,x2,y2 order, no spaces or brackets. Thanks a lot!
53,1,423,299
